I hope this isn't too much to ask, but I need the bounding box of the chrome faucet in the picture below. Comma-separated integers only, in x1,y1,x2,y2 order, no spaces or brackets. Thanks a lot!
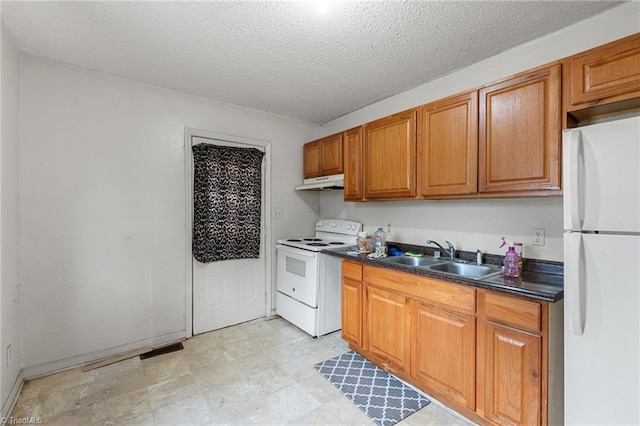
426,240,456,259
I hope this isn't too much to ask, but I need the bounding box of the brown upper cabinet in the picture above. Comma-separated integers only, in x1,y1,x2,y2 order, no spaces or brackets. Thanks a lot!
302,35,639,200
564,32,640,121
418,91,479,197
303,133,343,179
343,126,364,201
303,140,321,178
363,109,417,200
479,64,561,194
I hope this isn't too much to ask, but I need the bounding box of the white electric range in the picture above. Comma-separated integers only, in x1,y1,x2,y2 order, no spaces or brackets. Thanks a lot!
276,219,362,337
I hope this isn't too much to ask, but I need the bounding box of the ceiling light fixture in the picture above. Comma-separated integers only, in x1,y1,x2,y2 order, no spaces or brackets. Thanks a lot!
313,0,333,15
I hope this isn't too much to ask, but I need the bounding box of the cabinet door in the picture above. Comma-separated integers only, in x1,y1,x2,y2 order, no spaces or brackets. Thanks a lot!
364,285,410,374
343,126,364,201
568,33,640,109
483,321,542,426
411,301,476,409
479,64,561,194
341,278,362,348
320,133,343,175
364,110,417,199
303,141,321,178
419,91,478,197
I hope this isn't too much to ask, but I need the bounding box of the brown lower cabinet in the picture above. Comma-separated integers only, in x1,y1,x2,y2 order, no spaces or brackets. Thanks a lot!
480,321,542,425
341,260,363,348
412,300,476,410
364,285,411,375
341,260,563,426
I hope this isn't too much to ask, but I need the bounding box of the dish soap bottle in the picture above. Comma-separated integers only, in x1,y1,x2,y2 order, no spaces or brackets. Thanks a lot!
503,243,520,278
514,242,524,274
374,227,387,253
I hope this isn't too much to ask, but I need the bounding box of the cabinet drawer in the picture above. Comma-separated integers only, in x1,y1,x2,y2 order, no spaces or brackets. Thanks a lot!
364,266,475,315
481,291,542,333
342,260,363,281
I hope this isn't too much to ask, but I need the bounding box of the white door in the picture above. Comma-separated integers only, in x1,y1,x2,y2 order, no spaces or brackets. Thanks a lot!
562,116,640,233
191,136,266,334
564,232,640,425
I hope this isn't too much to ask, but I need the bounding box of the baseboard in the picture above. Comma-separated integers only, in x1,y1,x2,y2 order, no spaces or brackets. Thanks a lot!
1,369,25,418
22,330,187,380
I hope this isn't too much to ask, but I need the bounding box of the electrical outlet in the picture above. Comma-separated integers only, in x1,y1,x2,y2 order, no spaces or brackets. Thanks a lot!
272,207,284,220
532,228,545,246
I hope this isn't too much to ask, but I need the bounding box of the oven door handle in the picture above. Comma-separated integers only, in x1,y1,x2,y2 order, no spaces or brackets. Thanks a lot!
276,244,318,258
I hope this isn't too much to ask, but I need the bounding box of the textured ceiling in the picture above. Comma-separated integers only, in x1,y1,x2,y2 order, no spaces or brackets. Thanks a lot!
1,1,624,124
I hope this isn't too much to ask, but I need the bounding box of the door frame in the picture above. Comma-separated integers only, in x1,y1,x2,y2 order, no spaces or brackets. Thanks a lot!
184,128,273,337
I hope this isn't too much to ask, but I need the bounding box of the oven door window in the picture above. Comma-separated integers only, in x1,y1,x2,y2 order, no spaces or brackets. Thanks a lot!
286,256,306,277
276,247,318,308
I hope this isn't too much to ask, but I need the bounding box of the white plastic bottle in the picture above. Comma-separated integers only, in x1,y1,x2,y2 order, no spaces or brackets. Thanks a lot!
503,243,520,278
374,227,387,252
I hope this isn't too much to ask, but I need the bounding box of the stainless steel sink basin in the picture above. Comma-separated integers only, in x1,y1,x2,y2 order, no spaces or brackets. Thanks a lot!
428,262,501,279
381,256,444,267
380,255,502,280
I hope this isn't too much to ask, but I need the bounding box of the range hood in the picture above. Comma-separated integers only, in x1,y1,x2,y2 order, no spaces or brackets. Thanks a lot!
295,174,344,191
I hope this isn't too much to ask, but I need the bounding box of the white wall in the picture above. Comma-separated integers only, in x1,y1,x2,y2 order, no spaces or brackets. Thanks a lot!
322,191,563,260
320,2,640,262
1,24,23,412
19,56,319,373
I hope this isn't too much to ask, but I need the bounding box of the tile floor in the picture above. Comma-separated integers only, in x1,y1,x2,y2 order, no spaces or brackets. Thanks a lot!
11,317,475,425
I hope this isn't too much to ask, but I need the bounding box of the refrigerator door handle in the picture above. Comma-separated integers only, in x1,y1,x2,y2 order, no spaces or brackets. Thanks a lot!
565,129,582,230
566,232,585,336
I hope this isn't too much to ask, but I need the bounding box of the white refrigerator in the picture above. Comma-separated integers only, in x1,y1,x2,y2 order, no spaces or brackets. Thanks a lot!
563,115,640,425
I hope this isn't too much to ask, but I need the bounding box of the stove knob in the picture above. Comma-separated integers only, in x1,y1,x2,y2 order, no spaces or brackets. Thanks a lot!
318,221,323,227
331,223,337,228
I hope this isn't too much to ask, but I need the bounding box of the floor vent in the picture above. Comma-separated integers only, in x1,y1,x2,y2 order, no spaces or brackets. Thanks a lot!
140,342,184,360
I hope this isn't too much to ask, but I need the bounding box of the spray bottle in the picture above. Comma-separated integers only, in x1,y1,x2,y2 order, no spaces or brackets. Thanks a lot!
500,237,520,278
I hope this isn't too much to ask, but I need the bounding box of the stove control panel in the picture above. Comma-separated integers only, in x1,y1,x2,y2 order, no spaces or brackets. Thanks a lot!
315,219,362,236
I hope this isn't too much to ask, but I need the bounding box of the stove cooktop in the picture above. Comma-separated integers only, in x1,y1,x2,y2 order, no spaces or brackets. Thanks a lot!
279,237,350,251
277,219,362,252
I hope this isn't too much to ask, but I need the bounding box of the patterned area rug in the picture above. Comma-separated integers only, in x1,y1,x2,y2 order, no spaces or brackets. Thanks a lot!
314,351,430,426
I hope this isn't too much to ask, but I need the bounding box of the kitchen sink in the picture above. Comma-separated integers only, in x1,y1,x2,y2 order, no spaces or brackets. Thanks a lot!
379,255,502,280
381,255,444,267
428,262,501,279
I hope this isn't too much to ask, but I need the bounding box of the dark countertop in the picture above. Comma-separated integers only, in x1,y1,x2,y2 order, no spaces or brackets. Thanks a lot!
324,242,564,303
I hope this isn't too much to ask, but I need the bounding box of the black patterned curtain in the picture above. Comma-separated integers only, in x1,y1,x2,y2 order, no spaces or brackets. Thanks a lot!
192,144,265,263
